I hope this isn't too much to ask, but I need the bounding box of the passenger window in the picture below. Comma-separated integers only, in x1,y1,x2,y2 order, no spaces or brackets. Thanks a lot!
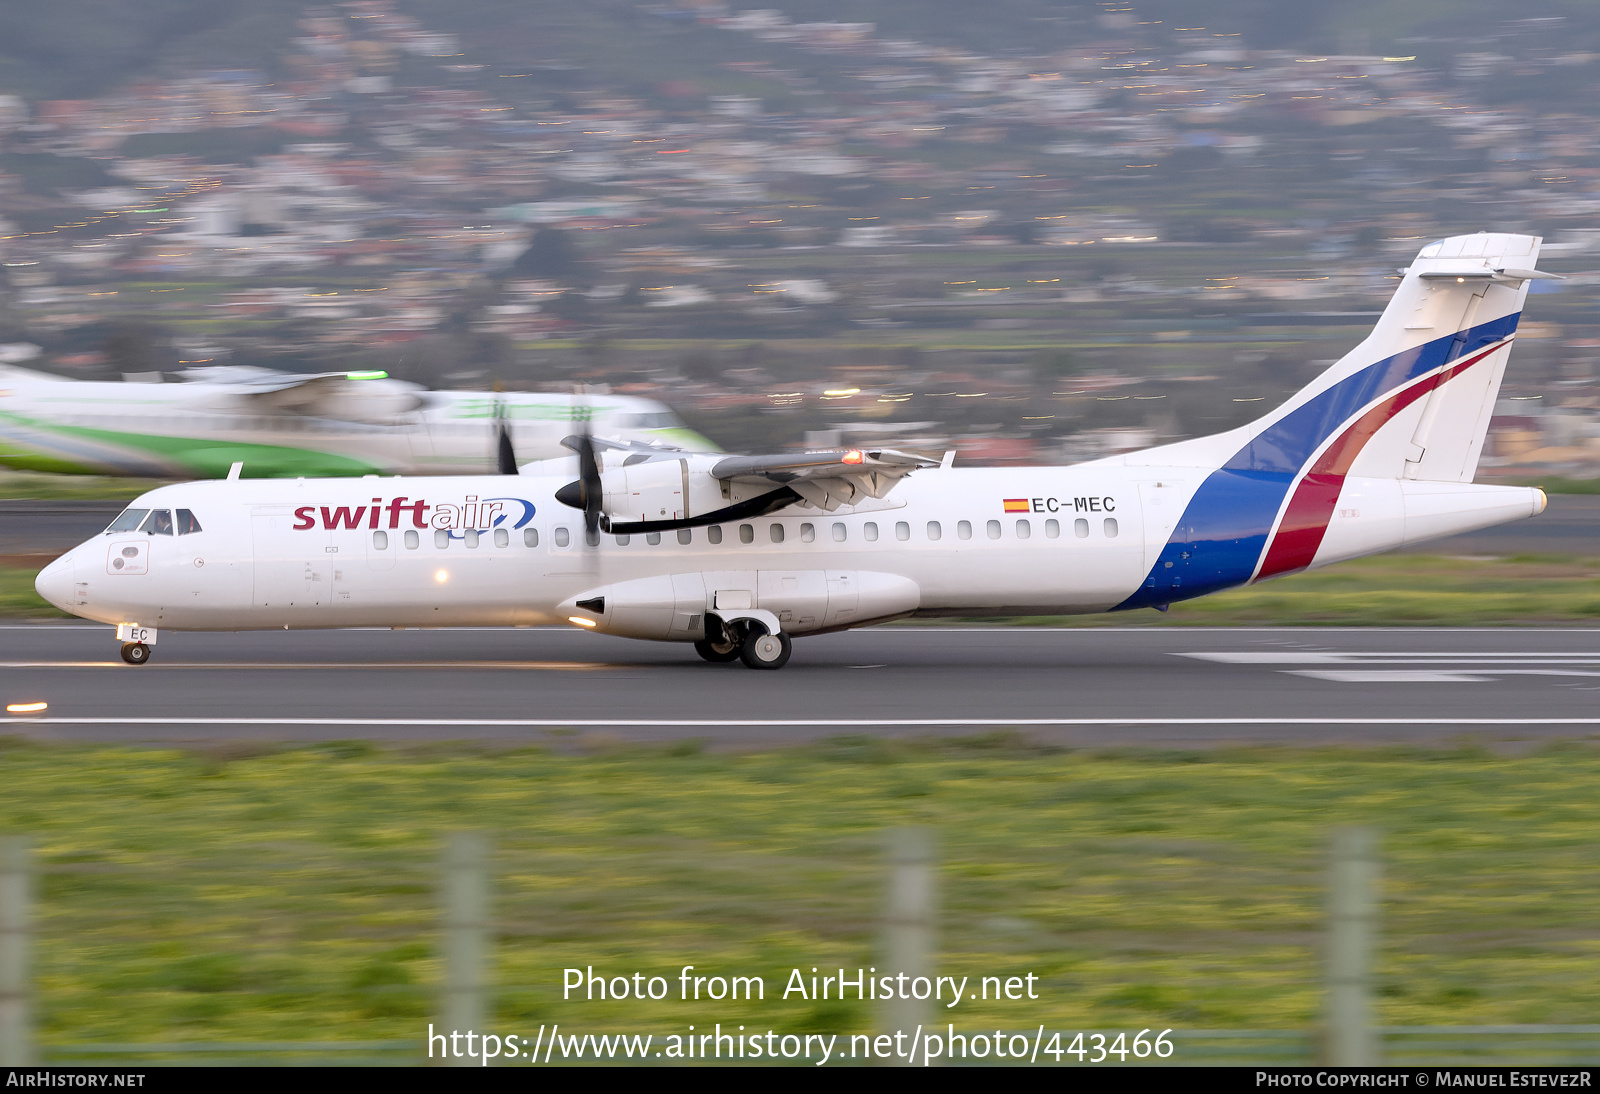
832,523,846,542
585,529,599,547
986,520,1001,540
678,529,692,545
523,527,538,547
176,509,202,535
895,521,909,541
1104,517,1119,538
555,527,570,548
1044,519,1059,539
435,529,450,549
864,522,879,542
616,534,631,546
927,521,941,541
739,524,754,544
464,529,480,548
139,509,174,536
494,528,509,548
770,524,784,544
647,531,661,545
708,526,723,544
800,523,815,543
373,530,389,550
957,520,972,541
405,529,420,549
1016,519,1031,540
1074,518,1089,539
106,508,149,534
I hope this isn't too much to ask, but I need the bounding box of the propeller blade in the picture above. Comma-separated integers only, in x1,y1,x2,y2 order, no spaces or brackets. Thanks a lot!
495,418,517,474
577,430,603,540
492,389,517,474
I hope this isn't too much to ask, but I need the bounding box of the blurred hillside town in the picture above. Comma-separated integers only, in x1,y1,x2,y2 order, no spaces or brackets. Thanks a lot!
1,0,1599,471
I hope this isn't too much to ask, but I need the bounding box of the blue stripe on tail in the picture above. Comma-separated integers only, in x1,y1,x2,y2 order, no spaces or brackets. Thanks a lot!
1113,312,1519,611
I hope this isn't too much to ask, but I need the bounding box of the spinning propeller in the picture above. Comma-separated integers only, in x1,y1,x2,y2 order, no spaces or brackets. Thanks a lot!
554,390,604,544
493,394,518,475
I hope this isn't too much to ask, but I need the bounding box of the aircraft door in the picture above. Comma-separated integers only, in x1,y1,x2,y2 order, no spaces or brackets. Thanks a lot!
1138,481,1184,576
251,507,330,617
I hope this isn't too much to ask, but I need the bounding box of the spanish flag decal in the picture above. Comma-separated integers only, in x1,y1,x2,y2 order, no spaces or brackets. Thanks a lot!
1003,498,1030,513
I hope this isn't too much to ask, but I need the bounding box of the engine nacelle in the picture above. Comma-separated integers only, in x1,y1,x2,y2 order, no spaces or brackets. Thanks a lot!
599,454,789,533
560,569,921,640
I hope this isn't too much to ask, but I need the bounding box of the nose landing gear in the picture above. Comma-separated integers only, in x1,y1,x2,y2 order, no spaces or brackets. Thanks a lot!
120,642,150,665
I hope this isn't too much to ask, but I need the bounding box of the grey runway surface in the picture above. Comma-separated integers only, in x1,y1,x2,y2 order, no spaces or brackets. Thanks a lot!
3,624,1599,747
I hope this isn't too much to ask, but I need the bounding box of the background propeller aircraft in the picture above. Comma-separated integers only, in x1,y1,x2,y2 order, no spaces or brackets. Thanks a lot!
35,234,1554,670
0,363,714,478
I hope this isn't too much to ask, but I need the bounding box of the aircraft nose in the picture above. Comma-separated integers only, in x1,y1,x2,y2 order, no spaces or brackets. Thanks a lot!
34,551,75,611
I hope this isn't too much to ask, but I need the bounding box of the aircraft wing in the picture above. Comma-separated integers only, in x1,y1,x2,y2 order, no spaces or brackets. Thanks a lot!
711,448,937,510
179,366,423,421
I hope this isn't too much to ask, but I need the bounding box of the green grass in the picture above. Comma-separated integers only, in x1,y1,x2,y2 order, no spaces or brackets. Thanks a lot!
0,470,162,501
7,740,1600,1049
0,565,63,617
1119,554,1600,628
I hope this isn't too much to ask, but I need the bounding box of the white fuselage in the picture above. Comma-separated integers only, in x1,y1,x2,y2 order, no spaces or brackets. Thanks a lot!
34,465,1544,637
29,232,1560,648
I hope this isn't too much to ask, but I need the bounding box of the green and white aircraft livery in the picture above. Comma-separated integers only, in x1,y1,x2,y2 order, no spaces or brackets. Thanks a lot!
0,365,715,478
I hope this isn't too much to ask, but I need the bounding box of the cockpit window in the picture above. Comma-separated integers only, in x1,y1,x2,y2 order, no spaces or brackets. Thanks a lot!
176,509,202,535
139,509,174,536
105,508,149,534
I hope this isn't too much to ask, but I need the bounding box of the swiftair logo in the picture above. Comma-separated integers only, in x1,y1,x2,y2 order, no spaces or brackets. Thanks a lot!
294,495,536,531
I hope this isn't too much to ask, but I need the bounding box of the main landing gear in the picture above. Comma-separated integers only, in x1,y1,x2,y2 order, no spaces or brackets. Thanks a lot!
696,619,793,670
739,629,791,670
693,637,741,663
120,642,151,665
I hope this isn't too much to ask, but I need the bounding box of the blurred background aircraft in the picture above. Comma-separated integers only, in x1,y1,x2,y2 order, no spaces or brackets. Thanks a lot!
0,363,714,476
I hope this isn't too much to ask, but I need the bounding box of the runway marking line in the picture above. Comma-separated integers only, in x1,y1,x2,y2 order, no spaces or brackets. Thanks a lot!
1289,669,1600,683
0,661,616,670
1183,652,1600,663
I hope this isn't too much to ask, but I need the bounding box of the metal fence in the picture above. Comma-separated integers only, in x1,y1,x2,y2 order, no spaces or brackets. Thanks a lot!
6,828,1599,1067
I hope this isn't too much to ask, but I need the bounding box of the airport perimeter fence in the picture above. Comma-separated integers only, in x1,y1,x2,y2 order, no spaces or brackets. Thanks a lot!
3,829,1598,1068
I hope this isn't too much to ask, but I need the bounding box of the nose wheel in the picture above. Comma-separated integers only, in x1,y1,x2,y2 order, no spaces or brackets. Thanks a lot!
120,642,151,666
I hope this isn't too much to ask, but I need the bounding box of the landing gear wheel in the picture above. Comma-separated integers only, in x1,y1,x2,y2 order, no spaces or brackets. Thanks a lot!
120,642,150,666
739,629,791,670
694,638,741,663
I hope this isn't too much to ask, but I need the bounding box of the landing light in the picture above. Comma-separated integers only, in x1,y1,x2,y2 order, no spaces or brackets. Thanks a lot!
434,569,449,583
568,616,598,628
7,702,47,714
842,450,865,465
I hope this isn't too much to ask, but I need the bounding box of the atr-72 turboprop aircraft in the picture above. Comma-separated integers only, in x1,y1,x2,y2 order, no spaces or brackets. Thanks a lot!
36,234,1554,669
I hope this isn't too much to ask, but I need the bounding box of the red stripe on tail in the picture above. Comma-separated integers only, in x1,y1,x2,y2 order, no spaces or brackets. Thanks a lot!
1255,340,1509,580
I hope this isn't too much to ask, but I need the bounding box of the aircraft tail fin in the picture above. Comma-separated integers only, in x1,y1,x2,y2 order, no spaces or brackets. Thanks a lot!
1115,233,1551,605
1132,233,1546,484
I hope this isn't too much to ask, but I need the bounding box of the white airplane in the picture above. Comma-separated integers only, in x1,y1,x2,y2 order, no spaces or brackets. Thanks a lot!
0,364,713,478
35,233,1555,669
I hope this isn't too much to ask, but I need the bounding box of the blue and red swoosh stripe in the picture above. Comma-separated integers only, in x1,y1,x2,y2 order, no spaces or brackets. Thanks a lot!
1114,312,1520,611
1255,337,1510,579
